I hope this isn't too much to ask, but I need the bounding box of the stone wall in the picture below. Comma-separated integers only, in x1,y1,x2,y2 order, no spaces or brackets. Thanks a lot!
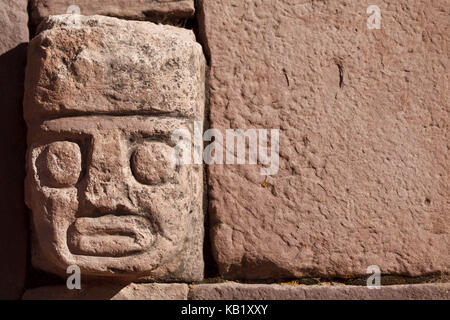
204,0,449,280
0,0,448,300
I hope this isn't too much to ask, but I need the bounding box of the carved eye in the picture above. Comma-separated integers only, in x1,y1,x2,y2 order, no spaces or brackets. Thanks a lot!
131,142,175,185
39,141,82,188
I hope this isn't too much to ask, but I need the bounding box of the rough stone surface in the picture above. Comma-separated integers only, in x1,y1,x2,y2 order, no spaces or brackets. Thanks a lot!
25,14,205,124
24,15,206,282
203,0,449,279
0,0,29,53
30,0,195,29
0,0,29,299
23,283,188,300
190,283,450,300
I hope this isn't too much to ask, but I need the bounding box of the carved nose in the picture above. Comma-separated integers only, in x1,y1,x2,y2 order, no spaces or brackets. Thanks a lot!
80,134,133,213
83,179,130,213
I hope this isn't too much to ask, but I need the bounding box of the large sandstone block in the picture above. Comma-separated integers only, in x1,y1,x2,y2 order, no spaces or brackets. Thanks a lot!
189,283,450,300
23,283,188,300
0,0,29,299
24,15,206,282
30,0,195,28
204,0,449,279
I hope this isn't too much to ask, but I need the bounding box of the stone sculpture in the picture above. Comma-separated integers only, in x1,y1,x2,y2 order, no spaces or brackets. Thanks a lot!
23,15,205,282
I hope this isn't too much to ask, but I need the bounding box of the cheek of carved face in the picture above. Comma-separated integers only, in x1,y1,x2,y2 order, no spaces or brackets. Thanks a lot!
131,142,176,185
37,141,82,188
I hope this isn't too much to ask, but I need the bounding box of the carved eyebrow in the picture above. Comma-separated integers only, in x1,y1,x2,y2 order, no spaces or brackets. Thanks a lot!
39,116,192,137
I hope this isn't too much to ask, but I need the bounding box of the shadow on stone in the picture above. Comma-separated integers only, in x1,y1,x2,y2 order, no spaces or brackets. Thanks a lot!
22,284,126,300
22,283,189,300
0,43,28,300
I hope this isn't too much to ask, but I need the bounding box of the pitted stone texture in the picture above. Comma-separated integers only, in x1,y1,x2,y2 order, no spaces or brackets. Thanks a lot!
0,0,29,54
24,15,205,124
30,0,195,28
24,15,205,282
23,283,188,300
204,0,449,279
190,283,450,300
0,0,29,299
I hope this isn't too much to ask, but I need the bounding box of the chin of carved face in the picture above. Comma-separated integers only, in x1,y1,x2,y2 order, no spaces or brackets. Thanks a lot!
26,117,196,278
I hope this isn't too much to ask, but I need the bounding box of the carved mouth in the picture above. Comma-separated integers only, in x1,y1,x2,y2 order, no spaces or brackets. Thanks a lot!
67,215,154,257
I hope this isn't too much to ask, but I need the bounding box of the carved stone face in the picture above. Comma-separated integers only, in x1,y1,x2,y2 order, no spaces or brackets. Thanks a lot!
27,117,200,277
24,16,205,281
